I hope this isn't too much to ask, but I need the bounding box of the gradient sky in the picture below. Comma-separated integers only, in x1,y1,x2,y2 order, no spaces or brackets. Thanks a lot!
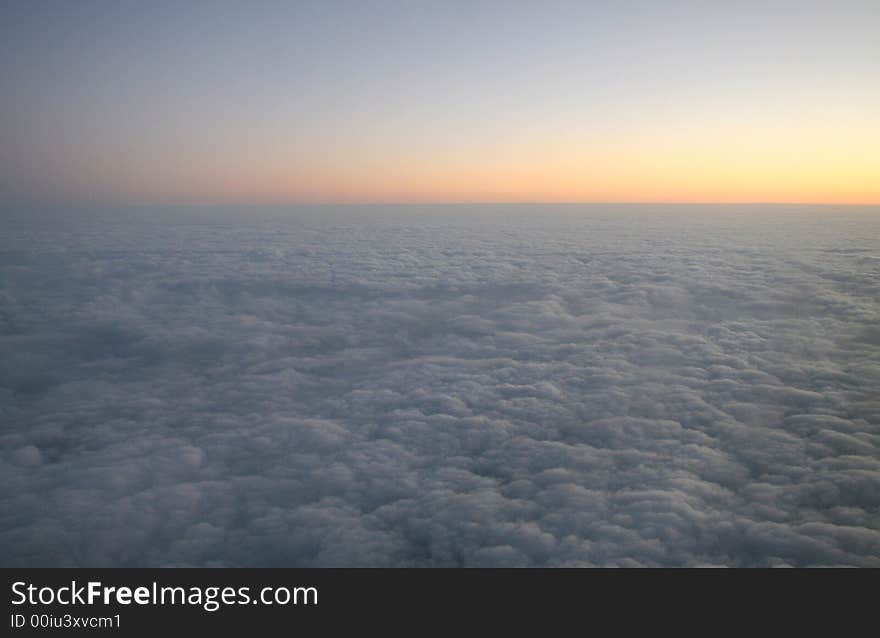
1,0,878,205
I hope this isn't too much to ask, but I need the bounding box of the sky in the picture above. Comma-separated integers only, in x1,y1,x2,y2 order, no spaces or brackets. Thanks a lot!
1,0,878,205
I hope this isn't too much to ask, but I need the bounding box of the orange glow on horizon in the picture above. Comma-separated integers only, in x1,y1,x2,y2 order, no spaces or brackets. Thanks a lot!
105,156,880,207
89,113,879,207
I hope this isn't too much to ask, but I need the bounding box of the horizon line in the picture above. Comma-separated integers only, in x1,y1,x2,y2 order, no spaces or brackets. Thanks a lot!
4,200,880,209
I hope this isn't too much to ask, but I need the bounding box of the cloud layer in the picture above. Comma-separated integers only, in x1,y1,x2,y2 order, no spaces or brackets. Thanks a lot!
1,206,878,566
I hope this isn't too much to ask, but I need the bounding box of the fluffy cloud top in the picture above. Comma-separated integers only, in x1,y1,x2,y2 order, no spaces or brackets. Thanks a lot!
1,205,878,566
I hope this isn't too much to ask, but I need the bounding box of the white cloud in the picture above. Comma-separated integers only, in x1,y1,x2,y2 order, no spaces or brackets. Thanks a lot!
1,206,878,566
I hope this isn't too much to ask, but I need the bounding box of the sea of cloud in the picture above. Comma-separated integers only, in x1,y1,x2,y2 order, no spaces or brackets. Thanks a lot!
1,204,878,566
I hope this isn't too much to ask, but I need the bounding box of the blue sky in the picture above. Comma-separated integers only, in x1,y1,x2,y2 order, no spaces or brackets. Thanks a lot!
2,1,878,204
